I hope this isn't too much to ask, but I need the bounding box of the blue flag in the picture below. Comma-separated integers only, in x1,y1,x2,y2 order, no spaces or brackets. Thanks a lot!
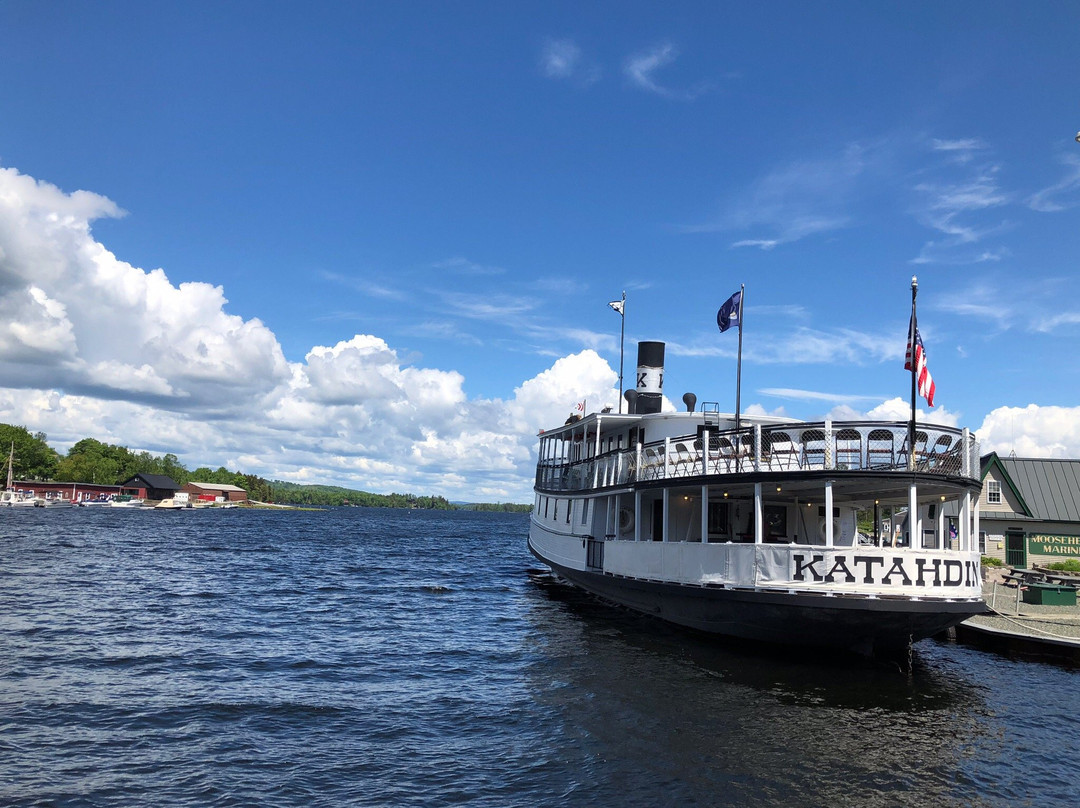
717,291,742,333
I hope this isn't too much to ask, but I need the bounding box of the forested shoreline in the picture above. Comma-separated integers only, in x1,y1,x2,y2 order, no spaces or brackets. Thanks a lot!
0,423,529,511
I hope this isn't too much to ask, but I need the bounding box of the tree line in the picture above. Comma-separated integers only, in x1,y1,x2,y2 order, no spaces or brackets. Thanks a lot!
0,423,529,511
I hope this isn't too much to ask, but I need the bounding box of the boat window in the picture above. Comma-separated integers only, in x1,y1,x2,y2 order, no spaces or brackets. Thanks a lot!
580,500,589,525
544,497,549,518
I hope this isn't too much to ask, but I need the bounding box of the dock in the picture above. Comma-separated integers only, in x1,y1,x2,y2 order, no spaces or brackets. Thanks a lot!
953,569,1080,664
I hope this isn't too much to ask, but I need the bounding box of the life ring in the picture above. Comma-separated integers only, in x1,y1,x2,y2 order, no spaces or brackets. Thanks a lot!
818,517,841,539
618,507,635,533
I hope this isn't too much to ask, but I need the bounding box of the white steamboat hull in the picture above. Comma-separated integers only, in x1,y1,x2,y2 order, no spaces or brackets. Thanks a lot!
529,519,985,658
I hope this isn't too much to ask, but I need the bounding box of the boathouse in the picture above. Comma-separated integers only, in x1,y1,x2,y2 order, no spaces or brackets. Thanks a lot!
182,481,248,504
119,473,181,502
977,453,1080,568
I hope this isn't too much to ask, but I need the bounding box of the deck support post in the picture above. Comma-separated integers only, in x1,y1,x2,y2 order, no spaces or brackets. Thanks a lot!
662,487,670,542
701,485,709,544
824,481,834,547
962,492,973,553
825,419,833,470
972,499,980,554
634,490,641,542
753,483,763,544
908,482,919,547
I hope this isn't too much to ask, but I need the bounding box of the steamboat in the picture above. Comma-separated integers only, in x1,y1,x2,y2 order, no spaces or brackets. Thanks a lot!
528,341,986,659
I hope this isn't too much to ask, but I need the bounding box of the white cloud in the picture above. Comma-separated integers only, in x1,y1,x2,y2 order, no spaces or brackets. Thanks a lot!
685,144,875,247
0,167,291,410
540,38,600,85
976,404,1080,458
0,168,642,500
1027,153,1080,213
909,147,1010,264
624,42,709,100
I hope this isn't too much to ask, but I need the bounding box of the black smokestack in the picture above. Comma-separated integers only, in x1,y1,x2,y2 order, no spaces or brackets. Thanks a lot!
635,341,664,414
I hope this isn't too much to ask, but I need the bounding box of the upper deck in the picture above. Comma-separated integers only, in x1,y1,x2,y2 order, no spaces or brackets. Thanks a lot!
535,413,979,493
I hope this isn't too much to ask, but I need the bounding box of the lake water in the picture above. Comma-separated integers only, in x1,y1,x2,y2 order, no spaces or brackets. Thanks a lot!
1,507,1076,807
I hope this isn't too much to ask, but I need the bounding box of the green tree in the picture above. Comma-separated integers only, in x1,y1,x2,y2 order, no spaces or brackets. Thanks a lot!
0,424,60,481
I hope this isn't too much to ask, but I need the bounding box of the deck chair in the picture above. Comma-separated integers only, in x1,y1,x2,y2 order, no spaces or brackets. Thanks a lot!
928,433,952,468
834,428,862,469
713,436,737,473
901,430,929,469
800,429,826,469
673,441,697,476
867,429,895,468
641,446,662,480
763,430,799,470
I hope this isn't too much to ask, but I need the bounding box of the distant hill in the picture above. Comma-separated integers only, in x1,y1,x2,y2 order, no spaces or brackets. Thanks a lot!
269,481,529,511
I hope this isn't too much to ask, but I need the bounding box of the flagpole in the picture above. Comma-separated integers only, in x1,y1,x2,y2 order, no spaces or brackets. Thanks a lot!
735,283,745,470
909,276,918,471
618,291,626,413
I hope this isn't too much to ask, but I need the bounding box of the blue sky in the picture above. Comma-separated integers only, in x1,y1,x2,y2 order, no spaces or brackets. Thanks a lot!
1,2,1079,501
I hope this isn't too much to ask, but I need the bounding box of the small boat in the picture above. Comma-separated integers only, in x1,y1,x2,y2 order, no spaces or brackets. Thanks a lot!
528,340,986,661
79,496,113,507
153,498,186,510
43,496,74,507
0,490,44,507
0,444,44,507
109,495,146,508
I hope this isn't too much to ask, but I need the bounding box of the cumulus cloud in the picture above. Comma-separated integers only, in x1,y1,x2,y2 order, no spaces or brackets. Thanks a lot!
976,404,1080,458
0,167,632,500
0,167,290,409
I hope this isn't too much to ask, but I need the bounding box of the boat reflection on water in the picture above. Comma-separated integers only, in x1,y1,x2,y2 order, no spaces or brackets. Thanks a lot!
525,568,995,808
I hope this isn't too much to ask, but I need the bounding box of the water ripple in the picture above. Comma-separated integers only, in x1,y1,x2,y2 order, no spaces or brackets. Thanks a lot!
1,508,1077,806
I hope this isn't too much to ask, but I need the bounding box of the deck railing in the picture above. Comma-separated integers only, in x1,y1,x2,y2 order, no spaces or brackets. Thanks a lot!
535,420,979,492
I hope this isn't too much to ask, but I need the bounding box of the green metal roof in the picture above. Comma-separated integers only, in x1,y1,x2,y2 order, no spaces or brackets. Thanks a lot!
990,456,1080,523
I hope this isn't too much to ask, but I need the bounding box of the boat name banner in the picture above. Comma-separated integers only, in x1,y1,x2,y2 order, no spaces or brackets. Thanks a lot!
786,548,981,592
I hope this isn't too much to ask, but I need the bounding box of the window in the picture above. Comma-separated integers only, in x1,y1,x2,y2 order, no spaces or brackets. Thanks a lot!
765,505,788,538
580,500,589,525
987,480,1002,505
565,499,571,524
979,531,987,554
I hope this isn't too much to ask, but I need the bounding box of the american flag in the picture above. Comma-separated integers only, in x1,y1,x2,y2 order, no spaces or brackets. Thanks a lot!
905,315,936,407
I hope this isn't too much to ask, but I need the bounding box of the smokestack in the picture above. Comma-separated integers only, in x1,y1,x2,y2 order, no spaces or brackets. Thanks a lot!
635,341,664,414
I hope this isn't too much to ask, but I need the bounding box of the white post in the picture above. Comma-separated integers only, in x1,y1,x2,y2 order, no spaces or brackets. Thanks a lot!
702,429,709,475
972,499,980,554
937,501,945,549
754,483,763,544
825,418,833,470
634,490,641,542
664,437,671,479
825,481,834,547
753,424,762,471
701,485,709,544
662,487,670,542
908,482,918,548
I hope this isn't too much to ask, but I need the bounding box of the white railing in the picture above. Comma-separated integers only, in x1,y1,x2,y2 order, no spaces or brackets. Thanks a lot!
535,420,979,492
